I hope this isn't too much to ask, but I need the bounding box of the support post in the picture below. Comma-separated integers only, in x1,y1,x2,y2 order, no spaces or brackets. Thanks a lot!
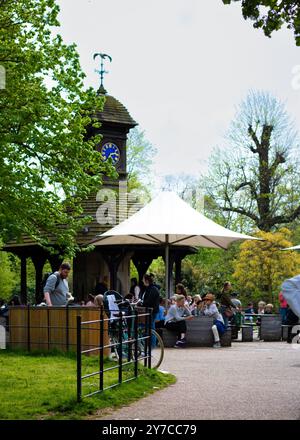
31,254,47,304
175,257,182,286
20,255,27,305
77,315,82,402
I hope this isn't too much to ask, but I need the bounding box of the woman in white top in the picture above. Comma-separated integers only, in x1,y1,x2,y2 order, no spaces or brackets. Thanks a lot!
130,278,141,301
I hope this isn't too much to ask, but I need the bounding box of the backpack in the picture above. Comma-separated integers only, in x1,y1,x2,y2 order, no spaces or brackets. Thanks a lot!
41,272,60,291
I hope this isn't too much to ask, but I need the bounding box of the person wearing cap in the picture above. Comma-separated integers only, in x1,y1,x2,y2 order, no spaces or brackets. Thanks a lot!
164,294,194,347
200,293,226,348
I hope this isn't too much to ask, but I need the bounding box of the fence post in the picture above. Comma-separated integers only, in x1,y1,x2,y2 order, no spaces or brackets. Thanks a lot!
134,308,138,378
47,308,50,351
76,315,82,403
118,311,123,384
99,307,104,392
144,308,149,368
66,305,69,352
148,309,152,369
27,305,30,352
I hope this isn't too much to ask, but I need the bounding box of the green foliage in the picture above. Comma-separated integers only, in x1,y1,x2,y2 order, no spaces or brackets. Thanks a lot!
181,245,239,296
0,242,16,300
0,0,115,255
0,350,175,420
223,0,300,45
233,228,300,304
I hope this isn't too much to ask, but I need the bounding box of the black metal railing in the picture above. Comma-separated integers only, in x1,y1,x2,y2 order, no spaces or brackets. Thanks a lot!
76,306,152,402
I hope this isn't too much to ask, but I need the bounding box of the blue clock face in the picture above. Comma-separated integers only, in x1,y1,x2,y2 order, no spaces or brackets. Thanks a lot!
101,142,120,164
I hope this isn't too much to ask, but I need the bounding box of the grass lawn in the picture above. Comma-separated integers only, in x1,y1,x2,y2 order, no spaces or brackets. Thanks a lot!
0,349,176,420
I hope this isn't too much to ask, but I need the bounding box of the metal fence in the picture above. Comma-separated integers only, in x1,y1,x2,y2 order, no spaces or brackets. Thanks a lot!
76,306,152,402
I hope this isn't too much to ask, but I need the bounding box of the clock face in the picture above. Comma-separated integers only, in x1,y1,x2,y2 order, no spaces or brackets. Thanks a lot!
101,142,120,164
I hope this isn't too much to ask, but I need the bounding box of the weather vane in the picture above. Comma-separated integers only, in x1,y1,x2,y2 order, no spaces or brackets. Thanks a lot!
93,53,112,93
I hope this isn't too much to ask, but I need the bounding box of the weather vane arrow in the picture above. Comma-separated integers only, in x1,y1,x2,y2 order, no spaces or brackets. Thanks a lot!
93,53,112,93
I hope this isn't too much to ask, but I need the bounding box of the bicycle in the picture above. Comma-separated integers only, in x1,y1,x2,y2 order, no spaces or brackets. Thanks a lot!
103,291,164,369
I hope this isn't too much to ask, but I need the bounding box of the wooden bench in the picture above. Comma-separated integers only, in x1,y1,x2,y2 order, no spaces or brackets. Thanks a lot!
260,314,282,341
162,316,231,348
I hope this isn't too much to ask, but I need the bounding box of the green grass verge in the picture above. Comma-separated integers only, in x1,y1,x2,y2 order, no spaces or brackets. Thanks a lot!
0,349,176,420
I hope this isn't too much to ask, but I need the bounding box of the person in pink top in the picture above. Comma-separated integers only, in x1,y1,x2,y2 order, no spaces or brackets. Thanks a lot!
279,291,288,322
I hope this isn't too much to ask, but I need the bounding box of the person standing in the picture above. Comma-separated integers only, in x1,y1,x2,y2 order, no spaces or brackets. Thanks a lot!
219,281,235,327
43,262,71,306
279,291,288,322
129,278,140,301
140,274,160,319
94,276,108,296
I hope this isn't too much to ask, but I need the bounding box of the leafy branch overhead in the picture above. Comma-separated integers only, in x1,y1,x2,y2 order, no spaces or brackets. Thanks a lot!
223,0,300,45
0,0,115,254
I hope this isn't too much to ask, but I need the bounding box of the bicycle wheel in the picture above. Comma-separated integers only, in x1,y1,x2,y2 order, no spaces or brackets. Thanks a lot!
131,329,164,369
150,329,164,369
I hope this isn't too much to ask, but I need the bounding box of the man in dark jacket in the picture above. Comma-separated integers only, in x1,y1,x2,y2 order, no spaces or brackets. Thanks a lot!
141,274,160,318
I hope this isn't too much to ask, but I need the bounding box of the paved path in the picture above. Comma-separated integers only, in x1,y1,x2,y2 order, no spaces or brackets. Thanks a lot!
94,341,300,420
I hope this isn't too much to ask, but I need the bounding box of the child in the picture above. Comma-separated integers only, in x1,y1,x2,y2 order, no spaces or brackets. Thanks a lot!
244,302,255,322
154,297,166,337
264,303,274,314
164,294,193,347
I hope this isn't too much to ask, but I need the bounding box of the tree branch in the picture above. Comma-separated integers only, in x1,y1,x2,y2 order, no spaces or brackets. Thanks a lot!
248,125,260,153
220,206,259,223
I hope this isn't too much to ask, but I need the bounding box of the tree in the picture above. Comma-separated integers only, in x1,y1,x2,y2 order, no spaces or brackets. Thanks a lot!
126,127,157,201
0,0,114,254
233,228,300,304
0,242,17,300
223,1,300,45
161,174,204,212
204,90,300,232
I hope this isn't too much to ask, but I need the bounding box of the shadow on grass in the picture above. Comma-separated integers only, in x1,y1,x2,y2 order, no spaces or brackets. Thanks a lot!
0,349,175,420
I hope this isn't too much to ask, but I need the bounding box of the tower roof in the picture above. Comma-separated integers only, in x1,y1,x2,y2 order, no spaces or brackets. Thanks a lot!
95,90,137,127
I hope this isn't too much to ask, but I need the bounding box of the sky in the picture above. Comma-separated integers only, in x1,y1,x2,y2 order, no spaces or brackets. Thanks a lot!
57,0,300,184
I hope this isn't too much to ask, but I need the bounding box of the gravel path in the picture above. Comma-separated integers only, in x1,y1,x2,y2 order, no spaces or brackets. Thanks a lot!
94,341,300,420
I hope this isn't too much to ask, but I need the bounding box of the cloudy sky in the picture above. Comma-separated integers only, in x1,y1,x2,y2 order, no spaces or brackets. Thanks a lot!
57,0,300,182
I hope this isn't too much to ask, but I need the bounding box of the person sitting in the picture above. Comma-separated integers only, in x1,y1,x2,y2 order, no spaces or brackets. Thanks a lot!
244,302,255,322
256,300,266,329
200,293,226,349
190,295,202,316
85,294,96,307
164,294,193,348
154,297,166,337
186,295,193,306
94,294,104,307
264,303,274,314
175,283,189,304
257,301,266,314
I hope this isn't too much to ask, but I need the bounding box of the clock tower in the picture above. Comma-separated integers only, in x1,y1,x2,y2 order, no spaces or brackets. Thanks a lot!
72,56,138,298
92,84,137,185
